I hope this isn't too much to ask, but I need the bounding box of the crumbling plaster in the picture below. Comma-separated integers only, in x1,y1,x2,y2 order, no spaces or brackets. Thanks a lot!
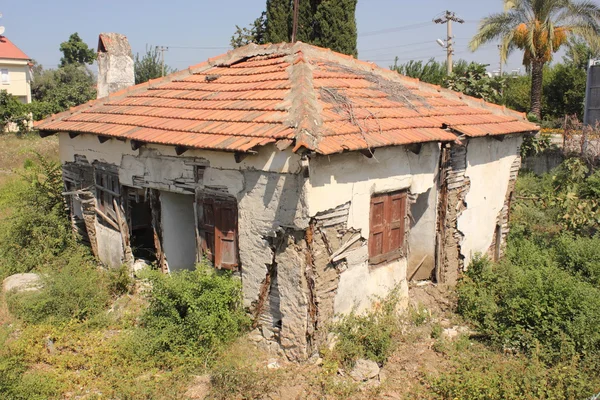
457,135,523,268
58,133,309,307
306,143,441,314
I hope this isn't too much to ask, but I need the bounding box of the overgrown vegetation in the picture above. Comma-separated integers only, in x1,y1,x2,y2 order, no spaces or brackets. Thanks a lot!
450,157,600,399
0,149,251,398
327,288,402,368
133,266,250,362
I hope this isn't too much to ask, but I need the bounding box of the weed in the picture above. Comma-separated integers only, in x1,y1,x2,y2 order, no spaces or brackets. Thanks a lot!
329,288,402,368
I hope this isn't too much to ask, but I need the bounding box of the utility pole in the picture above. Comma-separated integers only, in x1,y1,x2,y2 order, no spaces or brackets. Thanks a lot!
156,46,169,77
434,11,464,75
291,0,300,42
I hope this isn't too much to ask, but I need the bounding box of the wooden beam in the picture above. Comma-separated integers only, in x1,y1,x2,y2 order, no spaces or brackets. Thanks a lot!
98,136,110,143
175,145,188,156
406,143,423,155
68,132,80,139
38,130,57,138
131,140,143,151
359,149,375,158
234,152,248,163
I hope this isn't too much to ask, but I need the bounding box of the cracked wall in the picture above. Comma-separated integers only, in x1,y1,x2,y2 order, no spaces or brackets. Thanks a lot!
306,144,440,317
457,135,523,270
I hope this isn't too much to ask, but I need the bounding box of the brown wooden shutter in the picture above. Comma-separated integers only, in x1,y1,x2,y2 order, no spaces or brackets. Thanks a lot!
389,191,407,252
199,196,216,264
214,198,238,270
369,190,407,264
369,194,387,261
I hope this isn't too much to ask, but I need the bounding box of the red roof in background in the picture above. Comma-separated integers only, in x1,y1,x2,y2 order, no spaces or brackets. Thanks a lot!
0,36,30,60
36,42,538,155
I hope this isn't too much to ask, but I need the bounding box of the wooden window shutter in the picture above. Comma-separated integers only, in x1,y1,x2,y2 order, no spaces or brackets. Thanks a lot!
369,194,387,261
389,191,407,252
369,190,407,264
214,198,239,270
198,196,216,264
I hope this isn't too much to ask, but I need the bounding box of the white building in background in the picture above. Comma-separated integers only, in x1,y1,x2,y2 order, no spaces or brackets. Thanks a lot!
0,35,32,103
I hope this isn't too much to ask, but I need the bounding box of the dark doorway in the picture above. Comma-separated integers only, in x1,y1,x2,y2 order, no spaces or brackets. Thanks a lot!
126,189,156,262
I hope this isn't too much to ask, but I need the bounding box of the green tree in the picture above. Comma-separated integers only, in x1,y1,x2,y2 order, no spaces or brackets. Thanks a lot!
391,58,469,86
134,45,176,84
30,64,96,120
231,12,267,48
445,63,506,103
0,91,29,132
234,0,358,56
265,0,291,43
312,0,358,57
59,33,97,67
543,62,587,119
469,0,600,120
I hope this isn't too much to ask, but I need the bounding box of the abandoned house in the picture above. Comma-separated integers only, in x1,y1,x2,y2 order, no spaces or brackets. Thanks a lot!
36,35,539,361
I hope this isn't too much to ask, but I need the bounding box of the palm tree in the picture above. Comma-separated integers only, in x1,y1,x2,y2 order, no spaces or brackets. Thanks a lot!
470,0,600,119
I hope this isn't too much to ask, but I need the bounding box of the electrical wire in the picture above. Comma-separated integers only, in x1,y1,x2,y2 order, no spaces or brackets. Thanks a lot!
360,40,435,53
359,21,431,37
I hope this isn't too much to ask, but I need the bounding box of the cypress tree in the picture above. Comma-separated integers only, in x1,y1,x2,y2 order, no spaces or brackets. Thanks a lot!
312,0,358,57
296,0,319,43
265,0,292,43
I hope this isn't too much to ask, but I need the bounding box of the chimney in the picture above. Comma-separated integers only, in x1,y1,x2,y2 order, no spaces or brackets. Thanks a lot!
96,33,134,99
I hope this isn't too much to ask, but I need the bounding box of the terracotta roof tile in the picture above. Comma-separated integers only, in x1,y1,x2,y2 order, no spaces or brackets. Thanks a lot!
0,36,30,60
36,42,538,154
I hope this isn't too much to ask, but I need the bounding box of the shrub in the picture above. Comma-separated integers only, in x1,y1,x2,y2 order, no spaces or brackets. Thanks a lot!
6,256,111,324
138,265,250,360
457,252,600,365
329,288,401,367
429,341,599,400
554,233,600,285
0,153,73,279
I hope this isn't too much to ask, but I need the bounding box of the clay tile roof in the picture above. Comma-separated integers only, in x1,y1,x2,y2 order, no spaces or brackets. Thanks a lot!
0,36,31,60
36,42,538,155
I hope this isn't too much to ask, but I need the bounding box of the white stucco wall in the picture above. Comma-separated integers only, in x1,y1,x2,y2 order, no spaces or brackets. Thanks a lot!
306,143,441,314
0,60,31,103
160,191,197,272
458,135,523,268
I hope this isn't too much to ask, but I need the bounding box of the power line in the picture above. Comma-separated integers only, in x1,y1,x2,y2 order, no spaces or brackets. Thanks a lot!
359,21,431,37
360,40,434,53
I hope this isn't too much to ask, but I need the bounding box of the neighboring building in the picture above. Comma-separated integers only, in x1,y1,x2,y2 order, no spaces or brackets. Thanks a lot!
36,38,538,361
0,35,32,103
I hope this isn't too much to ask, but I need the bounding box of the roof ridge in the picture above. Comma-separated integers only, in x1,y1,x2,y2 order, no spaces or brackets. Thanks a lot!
284,43,322,152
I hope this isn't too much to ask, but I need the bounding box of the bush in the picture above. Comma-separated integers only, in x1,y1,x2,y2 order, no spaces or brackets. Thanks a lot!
457,252,600,366
429,340,599,400
555,233,600,285
0,154,74,279
137,265,250,360
6,256,111,324
329,288,401,367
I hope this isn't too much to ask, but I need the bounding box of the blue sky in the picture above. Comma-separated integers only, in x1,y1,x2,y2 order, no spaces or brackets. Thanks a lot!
2,0,547,74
